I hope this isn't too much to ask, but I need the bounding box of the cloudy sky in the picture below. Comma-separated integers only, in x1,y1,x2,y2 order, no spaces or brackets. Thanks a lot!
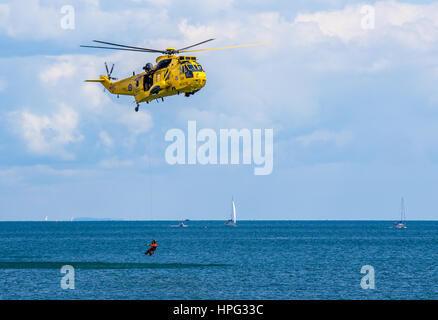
0,0,437,221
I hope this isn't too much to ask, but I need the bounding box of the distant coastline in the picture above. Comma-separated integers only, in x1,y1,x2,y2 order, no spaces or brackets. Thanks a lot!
70,217,114,221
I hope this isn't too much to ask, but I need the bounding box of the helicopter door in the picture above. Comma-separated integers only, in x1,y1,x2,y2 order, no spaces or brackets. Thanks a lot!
185,65,194,78
143,74,153,91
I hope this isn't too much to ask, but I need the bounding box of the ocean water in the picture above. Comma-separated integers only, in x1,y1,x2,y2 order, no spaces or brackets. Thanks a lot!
0,221,436,300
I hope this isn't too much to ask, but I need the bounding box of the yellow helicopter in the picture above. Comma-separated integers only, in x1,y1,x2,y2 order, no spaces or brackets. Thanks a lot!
81,39,268,112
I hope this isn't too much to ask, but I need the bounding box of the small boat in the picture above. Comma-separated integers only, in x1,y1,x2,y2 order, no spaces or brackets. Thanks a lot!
178,222,188,227
225,197,237,226
394,197,407,229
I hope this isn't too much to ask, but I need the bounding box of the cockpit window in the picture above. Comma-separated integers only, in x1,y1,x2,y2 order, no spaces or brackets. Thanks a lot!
156,59,172,70
190,64,202,71
187,64,194,71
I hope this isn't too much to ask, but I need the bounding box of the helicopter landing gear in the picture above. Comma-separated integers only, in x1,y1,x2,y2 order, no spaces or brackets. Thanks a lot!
135,103,139,112
185,90,199,97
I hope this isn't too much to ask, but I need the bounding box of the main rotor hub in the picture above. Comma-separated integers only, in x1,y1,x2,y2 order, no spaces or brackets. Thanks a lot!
165,47,177,55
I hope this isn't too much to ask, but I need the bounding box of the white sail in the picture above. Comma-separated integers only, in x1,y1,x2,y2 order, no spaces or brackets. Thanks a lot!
225,197,237,226
395,197,407,228
401,197,407,222
232,199,237,224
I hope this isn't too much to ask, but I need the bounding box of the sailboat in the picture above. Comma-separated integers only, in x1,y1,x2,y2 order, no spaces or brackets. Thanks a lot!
225,197,237,226
394,197,407,229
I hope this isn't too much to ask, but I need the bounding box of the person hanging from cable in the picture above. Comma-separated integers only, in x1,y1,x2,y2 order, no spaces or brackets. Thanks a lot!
145,239,158,256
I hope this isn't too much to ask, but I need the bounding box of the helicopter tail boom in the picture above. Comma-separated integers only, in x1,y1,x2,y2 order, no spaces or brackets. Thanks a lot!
84,76,114,92
84,79,106,82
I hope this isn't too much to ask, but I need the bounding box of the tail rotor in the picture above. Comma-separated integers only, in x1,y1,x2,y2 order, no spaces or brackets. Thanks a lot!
104,62,117,80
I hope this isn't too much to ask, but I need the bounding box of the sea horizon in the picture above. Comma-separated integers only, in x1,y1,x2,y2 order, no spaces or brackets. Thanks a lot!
1,219,437,222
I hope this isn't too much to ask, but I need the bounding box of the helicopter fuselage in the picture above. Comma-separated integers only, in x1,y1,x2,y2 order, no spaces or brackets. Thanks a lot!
86,55,206,104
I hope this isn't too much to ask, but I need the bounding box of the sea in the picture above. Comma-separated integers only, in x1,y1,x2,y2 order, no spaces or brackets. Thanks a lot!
0,221,436,300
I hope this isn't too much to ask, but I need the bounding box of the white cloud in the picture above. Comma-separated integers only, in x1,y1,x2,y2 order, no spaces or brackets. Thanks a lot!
294,1,438,46
9,104,83,158
130,0,173,6
170,1,438,130
99,131,113,148
0,0,436,51
0,0,168,41
174,1,438,52
37,55,113,112
119,111,153,136
0,1,59,39
294,5,366,42
296,130,353,147
0,4,10,19
81,85,109,110
39,60,76,85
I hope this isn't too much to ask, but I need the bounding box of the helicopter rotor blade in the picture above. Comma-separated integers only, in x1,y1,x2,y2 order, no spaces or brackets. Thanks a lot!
92,40,166,53
80,45,158,53
109,64,114,76
104,62,109,75
179,42,271,53
177,38,215,52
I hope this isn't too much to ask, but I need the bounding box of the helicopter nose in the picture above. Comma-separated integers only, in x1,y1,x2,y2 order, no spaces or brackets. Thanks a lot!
194,72,206,87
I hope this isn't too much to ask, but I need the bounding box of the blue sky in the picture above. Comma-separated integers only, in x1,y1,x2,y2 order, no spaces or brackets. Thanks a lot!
1,0,438,220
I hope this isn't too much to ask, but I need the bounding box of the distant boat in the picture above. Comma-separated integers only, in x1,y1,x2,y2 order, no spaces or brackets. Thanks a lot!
178,222,188,227
44,216,48,221
225,197,237,226
394,197,407,229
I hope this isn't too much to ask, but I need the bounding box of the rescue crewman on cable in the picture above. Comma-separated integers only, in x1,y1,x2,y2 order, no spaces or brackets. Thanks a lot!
145,239,158,256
